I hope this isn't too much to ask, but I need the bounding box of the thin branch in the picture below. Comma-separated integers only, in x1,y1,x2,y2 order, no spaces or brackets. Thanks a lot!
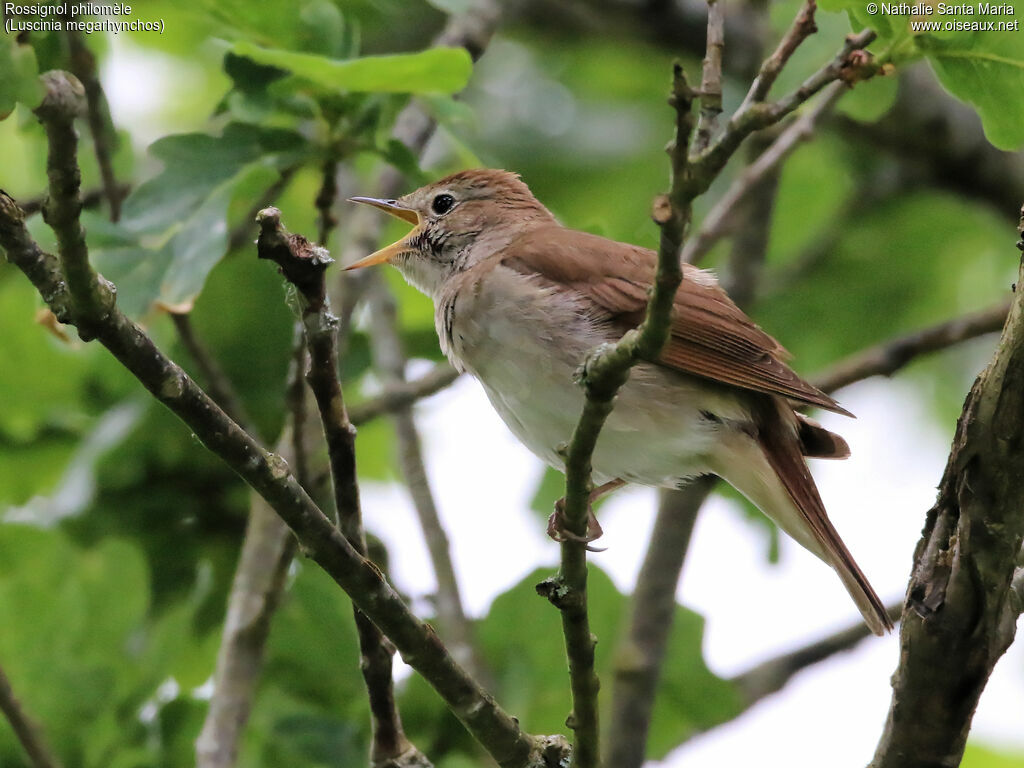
171,312,252,428
366,274,483,678
256,208,426,766
605,482,711,768
195,327,304,768
539,65,698,768
811,302,1010,395
730,601,902,708
0,661,62,768
63,26,123,221
688,28,876,195
19,184,130,217
692,0,725,155
683,80,847,266
739,0,818,110
1,75,566,768
348,363,461,426
195,489,296,768
868,209,1024,768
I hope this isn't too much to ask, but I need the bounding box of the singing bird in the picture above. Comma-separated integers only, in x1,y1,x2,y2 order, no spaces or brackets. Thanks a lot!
346,169,891,636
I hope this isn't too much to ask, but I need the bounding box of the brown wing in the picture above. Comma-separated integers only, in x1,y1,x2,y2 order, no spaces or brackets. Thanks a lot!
500,225,851,417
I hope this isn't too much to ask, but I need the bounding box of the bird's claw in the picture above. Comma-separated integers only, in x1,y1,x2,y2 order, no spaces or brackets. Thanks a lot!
547,499,606,552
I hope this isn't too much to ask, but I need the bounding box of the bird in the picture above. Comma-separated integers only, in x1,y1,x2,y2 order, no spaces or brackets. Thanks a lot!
345,168,892,636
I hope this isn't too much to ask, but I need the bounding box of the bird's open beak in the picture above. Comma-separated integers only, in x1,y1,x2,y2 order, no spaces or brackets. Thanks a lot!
345,197,420,271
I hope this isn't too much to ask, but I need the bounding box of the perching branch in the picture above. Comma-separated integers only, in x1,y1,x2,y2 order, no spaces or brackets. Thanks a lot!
539,57,698,768
0,73,568,768
366,274,484,679
256,208,427,767
868,211,1024,768
0,661,62,768
811,302,1010,394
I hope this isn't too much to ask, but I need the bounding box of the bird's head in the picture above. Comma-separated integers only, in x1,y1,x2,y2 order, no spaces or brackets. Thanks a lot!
346,168,555,297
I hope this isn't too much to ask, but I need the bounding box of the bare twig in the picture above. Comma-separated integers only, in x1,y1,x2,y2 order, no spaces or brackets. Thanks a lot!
348,363,461,426
63,26,123,221
683,80,847,266
811,303,1010,394
171,312,252,428
692,0,725,155
868,210,1024,768
19,184,130,217
195,488,296,768
740,0,818,110
256,208,426,766
0,661,62,768
730,601,902,708
689,28,876,193
1,73,567,768
605,482,712,768
366,274,483,678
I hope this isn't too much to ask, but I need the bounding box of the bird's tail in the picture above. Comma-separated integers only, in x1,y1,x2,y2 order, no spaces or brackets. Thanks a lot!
709,400,892,636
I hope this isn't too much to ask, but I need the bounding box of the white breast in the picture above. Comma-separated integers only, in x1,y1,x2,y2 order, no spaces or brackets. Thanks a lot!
434,264,749,488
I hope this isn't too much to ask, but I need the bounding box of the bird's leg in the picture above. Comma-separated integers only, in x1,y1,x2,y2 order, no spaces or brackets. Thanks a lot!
547,478,626,550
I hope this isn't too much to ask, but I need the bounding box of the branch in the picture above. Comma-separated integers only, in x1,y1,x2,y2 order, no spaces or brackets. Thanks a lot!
811,302,1010,395
195,485,296,768
692,0,725,155
366,274,484,678
869,210,1024,768
348,363,461,426
0,74,567,768
729,601,902,708
538,63,697,768
19,184,130,217
687,27,876,196
739,0,818,109
682,80,847,266
0,661,62,768
196,329,305,768
256,208,426,766
63,26,123,221
171,312,253,428
605,481,712,768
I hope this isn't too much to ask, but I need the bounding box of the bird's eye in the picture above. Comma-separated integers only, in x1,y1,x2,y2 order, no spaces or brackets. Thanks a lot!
431,193,455,215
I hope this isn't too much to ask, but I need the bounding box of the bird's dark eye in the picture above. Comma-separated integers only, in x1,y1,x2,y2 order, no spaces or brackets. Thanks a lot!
431,193,455,215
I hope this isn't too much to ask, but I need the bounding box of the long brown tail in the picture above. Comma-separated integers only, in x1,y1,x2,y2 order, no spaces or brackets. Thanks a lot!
756,400,892,636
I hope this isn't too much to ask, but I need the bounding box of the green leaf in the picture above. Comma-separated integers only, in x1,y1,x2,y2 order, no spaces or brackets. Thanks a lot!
921,28,1024,150
92,123,306,316
473,565,740,753
963,743,1024,768
0,36,43,118
229,41,474,95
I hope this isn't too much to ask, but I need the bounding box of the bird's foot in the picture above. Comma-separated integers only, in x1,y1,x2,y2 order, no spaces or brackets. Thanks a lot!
547,498,606,552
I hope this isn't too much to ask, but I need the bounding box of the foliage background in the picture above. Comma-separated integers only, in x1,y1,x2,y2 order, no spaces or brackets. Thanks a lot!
1,0,1024,766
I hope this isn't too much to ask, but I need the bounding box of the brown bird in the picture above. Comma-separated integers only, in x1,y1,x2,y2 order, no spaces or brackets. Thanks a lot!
347,168,892,636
